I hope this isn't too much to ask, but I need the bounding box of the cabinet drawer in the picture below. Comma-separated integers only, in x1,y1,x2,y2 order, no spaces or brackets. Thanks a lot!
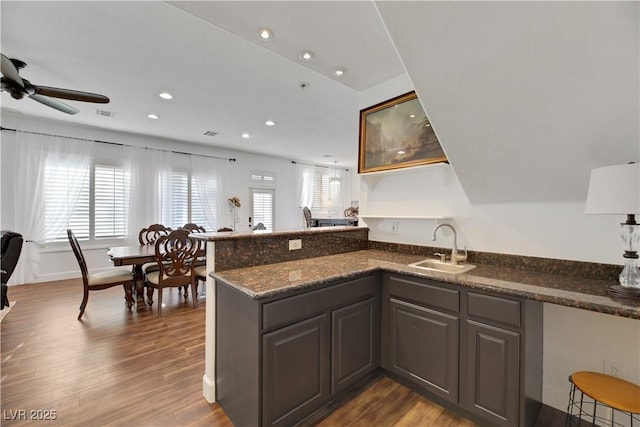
262,275,377,331
387,274,459,313
467,292,521,329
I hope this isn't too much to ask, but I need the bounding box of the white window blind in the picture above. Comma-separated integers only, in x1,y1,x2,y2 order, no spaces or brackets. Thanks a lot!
44,164,90,242
311,172,340,211
161,172,213,230
94,165,129,239
251,188,274,232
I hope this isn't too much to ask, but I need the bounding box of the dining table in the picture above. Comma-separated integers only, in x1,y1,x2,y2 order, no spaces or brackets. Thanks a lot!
107,245,157,311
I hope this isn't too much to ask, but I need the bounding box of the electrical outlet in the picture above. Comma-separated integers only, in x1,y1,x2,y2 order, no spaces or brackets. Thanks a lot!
603,359,624,378
391,222,399,234
288,239,302,250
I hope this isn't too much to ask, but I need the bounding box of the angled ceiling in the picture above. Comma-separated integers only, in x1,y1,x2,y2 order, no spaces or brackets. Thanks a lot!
376,1,639,203
0,1,404,168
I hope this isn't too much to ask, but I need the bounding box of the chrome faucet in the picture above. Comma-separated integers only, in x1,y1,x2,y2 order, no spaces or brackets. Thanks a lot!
432,223,467,265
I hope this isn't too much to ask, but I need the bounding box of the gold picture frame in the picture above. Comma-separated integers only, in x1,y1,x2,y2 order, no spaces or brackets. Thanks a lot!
358,91,447,174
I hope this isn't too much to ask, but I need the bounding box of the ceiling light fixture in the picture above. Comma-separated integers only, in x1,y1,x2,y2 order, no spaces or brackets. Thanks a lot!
397,150,405,155
258,28,273,40
334,68,345,76
159,92,173,100
147,114,159,119
300,51,314,61
241,133,251,139
265,120,275,126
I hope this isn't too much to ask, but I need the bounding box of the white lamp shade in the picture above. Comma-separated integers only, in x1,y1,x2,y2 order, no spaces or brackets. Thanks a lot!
585,163,640,214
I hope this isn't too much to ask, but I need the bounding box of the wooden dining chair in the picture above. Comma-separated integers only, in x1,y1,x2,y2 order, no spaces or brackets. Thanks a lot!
144,229,200,316
181,223,207,298
67,229,134,320
138,223,172,246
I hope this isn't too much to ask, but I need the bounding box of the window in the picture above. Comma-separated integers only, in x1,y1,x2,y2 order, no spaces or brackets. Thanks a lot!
44,163,128,244
94,165,129,239
311,171,340,213
250,188,275,232
161,171,215,231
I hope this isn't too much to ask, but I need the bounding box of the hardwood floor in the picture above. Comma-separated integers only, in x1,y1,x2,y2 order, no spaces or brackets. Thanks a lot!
1,279,566,426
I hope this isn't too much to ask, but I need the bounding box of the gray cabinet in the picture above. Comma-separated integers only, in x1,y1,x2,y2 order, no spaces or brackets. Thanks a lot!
263,314,331,427
331,297,379,394
388,298,459,403
382,273,542,427
462,320,520,426
216,273,380,427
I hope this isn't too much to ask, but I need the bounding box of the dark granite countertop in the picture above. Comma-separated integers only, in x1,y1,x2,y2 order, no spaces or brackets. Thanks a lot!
211,250,640,320
190,225,362,242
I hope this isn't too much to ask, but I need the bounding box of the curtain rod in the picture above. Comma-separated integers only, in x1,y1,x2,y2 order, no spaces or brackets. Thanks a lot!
291,160,349,172
0,126,237,162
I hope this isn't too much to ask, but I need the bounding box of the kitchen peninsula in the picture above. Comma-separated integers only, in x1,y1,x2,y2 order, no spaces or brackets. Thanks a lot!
193,227,640,427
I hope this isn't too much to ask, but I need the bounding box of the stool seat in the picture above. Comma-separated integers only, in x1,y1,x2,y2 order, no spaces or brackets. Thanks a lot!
571,371,640,415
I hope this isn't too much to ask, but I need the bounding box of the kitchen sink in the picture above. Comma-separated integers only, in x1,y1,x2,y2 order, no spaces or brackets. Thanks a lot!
408,259,476,275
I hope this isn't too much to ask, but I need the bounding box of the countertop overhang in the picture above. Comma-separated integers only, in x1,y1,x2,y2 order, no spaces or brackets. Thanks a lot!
211,249,640,320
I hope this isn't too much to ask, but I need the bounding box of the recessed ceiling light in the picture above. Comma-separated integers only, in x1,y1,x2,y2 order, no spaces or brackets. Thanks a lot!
425,124,432,128
159,92,173,100
265,120,275,126
241,133,251,139
397,150,405,155
258,28,273,40
300,51,314,61
334,68,345,76
147,113,159,119
409,114,415,118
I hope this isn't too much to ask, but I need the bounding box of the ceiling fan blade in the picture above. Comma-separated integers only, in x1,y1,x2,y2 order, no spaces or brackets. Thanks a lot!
34,85,109,103
1,54,24,87
29,94,79,115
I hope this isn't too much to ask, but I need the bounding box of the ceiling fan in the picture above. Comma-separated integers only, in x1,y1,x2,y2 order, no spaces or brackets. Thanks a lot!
1,53,109,115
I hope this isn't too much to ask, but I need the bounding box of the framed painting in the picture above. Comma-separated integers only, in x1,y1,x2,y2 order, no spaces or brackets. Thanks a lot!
358,91,447,174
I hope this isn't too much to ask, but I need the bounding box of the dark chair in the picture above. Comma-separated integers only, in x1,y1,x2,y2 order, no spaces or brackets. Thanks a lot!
139,224,172,246
67,229,134,320
139,224,172,304
302,206,313,228
217,227,233,232
182,223,206,233
1,231,23,309
144,229,200,316
181,223,207,297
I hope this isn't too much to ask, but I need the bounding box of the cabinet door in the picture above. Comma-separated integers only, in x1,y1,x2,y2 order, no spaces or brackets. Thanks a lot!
462,320,520,427
262,313,330,427
389,298,459,403
331,297,379,394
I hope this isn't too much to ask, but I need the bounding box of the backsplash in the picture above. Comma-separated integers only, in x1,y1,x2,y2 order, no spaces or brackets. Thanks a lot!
368,240,621,281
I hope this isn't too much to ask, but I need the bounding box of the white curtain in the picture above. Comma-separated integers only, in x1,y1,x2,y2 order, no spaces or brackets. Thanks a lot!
295,163,316,209
191,155,228,231
124,146,173,245
12,132,93,284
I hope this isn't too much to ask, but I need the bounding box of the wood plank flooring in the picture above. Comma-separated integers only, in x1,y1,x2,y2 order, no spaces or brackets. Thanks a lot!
1,278,565,426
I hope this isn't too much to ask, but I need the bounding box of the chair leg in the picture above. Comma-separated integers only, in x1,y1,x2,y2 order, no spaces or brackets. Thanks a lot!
191,281,198,309
147,286,154,306
182,285,189,299
157,288,163,317
78,288,89,320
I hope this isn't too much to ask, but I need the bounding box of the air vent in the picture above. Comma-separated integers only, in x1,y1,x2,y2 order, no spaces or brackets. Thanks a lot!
203,131,218,137
96,109,115,117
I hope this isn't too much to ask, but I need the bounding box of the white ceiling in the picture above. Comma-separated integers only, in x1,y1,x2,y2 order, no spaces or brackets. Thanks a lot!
2,1,638,204
0,1,405,168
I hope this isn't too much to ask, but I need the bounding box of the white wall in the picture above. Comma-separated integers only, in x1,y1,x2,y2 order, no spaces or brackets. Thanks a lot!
359,77,640,419
0,110,303,282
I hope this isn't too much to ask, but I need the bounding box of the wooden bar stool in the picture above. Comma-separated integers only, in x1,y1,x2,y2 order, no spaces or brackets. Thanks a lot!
566,371,640,426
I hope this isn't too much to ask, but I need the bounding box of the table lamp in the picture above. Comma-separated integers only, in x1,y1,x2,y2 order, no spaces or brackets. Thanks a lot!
585,162,640,295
